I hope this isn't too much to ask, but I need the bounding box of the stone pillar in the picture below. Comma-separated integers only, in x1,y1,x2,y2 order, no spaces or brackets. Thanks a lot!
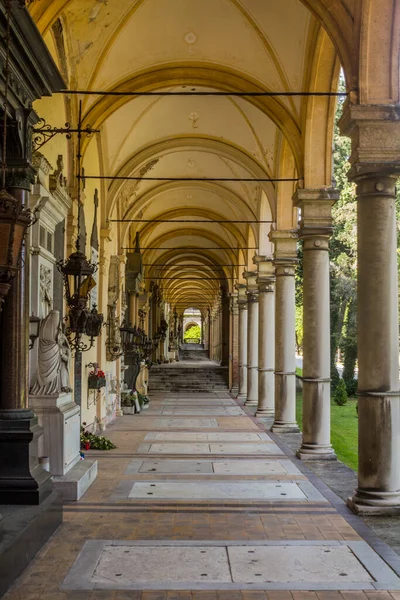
236,284,248,399
0,162,52,504
270,231,300,433
295,190,338,459
221,287,230,367
244,271,259,406
254,256,275,417
339,104,400,514
229,292,239,394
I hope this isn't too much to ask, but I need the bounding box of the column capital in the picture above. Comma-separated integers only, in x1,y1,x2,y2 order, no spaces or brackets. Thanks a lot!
254,256,275,292
243,270,258,295
293,188,339,240
235,283,248,309
269,229,298,267
339,102,400,179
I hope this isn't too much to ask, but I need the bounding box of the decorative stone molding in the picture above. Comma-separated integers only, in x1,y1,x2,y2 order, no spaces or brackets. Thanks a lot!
269,229,298,266
339,102,400,174
293,189,338,239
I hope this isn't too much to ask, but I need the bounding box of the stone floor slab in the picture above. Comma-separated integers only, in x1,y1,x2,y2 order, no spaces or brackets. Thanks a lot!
209,443,284,455
93,545,231,586
128,481,308,500
138,460,214,474
61,540,400,591
212,459,302,476
154,418,219,428
138,442,283,455
152,408,245,416
228,544,372,583
145,432,270,442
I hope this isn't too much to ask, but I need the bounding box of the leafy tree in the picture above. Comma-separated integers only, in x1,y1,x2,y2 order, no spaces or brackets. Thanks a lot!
184,325,201,341
333,378,348,406
330,74,357,389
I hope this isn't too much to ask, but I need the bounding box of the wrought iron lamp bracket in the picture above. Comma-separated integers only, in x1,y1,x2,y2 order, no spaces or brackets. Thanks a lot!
32,119,99,152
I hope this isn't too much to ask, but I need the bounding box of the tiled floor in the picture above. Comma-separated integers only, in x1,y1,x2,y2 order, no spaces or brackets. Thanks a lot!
3,391,400,599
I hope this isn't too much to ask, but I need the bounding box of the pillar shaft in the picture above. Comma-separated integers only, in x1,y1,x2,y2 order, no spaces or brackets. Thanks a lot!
236,285,248,399
352,171,400,511
338,103,400,512
254,257,275,417
270,232,299,432
244,272,258,406
256,282,275,416
295,190,338,459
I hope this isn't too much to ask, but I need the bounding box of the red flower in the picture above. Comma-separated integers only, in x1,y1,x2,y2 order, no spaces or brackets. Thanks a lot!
97,370,105,378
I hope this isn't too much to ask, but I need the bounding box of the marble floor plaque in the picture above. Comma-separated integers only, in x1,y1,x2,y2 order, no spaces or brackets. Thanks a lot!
154,418,219,428
144,432,271,442
126,458,301,476
92,545,231,585
229,545,373,583
212,459,302,476
138,442,282,455
138,460,214,474
62,540,397,591
128,481,308,500
209,443,283,455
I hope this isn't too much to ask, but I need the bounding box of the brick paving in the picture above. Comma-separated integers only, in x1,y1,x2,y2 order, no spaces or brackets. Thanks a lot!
2,392,400,599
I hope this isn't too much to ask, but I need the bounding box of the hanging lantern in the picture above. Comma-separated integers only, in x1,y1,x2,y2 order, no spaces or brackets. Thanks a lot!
57,251,96,309
85,305,104,338
0,189,32,310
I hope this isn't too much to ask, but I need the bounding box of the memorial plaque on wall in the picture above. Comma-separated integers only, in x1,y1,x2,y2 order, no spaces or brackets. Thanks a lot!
74,352,82,407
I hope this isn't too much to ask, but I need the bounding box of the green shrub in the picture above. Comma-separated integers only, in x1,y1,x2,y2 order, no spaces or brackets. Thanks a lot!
333,378,348,406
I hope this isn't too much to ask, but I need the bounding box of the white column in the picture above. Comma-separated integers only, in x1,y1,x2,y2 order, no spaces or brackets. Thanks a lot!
236,284,248,399
270,231,300,433
295,190,338,460
339,104,400,514
244,271,259,406
350,171,400,512
254,257,275,417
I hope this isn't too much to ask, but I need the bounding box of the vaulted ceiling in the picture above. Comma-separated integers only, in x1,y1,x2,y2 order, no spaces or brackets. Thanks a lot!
30,0,342,312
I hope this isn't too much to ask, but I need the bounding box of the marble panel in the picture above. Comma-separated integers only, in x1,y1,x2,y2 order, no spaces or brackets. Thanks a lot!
228,545,373,583
145,432,270,442
154,418,219,428
92,545,231,585
128,481,307,500
209,443,284,455
212,460,301,475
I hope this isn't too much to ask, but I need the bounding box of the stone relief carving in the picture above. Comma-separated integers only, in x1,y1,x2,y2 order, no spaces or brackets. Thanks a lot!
40,264,53,318
30,310,72,395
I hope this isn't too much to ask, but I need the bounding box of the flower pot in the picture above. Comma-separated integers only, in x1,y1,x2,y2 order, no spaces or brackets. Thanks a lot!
88,375,106,389
122,406,135,415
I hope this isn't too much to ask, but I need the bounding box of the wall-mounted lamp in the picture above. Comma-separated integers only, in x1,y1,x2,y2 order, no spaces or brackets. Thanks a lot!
29,314,41,350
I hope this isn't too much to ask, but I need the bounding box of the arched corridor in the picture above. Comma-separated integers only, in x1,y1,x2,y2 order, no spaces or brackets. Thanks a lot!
1,0,400,595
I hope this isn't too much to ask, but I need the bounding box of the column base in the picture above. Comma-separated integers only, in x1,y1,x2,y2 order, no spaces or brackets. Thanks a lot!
245,399,258,406
271,421,300,433
0,409,53,505
347,490,400,516
256,408,274,418
296,444,336,461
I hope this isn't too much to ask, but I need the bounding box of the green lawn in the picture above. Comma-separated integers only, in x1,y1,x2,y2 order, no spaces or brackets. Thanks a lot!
296,392,359,471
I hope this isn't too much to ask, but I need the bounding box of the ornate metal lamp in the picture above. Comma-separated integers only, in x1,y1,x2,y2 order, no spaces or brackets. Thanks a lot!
56,102,103,352
29,314,41,349
0,0,33,311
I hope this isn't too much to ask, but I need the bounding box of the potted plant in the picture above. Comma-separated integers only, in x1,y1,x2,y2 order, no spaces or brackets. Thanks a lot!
88,368,106,390
121,391,136,415
137,391,150,410
80,421,116,450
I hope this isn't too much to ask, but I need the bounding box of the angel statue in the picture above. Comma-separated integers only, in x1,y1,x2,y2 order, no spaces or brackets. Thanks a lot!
30,309,72,395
